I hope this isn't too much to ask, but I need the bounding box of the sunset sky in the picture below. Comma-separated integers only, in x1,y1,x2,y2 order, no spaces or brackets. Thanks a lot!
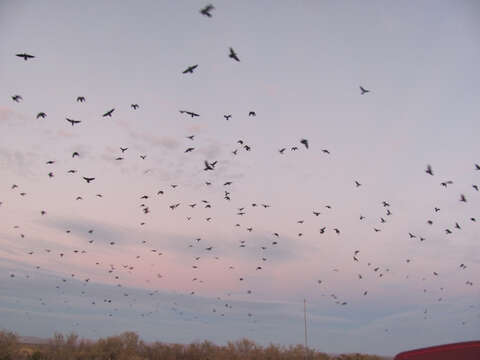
0,0,479,356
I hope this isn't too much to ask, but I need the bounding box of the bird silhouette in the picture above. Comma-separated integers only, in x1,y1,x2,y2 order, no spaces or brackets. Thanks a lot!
131,104,139,110
185,147,195,153
82,177,95,183
248,111,256,116
300,139,309,149
66,118,81,126
204,161,214,171
76,96,86,103
36,112,46,119
102,108,115,117
16,53,35,60
425,164,433,176
183,65,198,74
229,47,240,62
355,181,361,187
359,86,370,95
12,95,22,102
224,114,232,120
180,110,200,118
72,152,79,158
200,4,214,17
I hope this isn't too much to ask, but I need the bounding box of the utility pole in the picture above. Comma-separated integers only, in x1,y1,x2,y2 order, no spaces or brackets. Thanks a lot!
304,298,308,359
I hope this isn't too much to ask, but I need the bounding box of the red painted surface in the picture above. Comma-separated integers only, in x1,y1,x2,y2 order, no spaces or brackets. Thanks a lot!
394,341,480,360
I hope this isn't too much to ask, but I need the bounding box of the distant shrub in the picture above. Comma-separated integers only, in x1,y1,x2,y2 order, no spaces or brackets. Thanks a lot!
0,330,387,360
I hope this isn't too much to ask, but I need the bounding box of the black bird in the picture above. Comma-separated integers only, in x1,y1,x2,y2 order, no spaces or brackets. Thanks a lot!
12,95,22,102
72,152,79,158
224,114,232,120
36,112,46,119
460,194,467,202
83,177,95,183
313,211,321,216
131,104,139,110
185,147,195,153
322,149,330,154
102,108,115,117
473,185,479,191
248,111,256,116
16,53,35,60
200,4,214,17
120,147,128,153
291,146,298,151
279,148,286,154
204,161,214,171
425,164,433,176
66,118,81,126
359,86,370,95
180,110,200,118
76,96,86,103
300,139,309,149
229,47,240,62
140,155,146,160
475,164,480,170
355,181,361,187
183,64,198,74
187,135,195,140
441,180,453,187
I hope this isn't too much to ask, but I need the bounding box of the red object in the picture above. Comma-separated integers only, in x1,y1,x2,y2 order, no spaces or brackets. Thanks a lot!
394,341,480,360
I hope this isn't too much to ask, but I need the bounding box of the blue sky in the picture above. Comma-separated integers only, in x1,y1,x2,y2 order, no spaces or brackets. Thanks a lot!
0,0,479,356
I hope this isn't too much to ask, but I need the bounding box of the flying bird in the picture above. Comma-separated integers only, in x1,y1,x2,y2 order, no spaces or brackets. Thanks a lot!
248,111,256,117
180,110,200,118
359,86,370,95
200,4,214,17
185,147,195,153
204,161,214,171
66,118,81,126
120,147,128,152
229,47,240,62
224,114,232,120
82,177,95,183
36,112,46,119
300,139,309,149
16,53,35,60
12,95,22,102
102,108,115,117
131,104,139,110
72,152,79,158
76,96,86,103
182,64,198,74
425,164,433,176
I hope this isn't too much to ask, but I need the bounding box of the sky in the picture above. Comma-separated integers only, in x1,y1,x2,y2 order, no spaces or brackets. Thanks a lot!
0,0,479,356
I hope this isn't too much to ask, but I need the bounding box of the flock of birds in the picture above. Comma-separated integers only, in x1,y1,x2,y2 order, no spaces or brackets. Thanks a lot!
3,3,479,340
